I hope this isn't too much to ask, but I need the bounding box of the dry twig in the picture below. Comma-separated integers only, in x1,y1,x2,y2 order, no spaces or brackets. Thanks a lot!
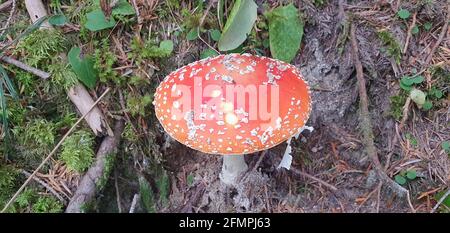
424,5,450,65
21,170,67,205
0,56,50,79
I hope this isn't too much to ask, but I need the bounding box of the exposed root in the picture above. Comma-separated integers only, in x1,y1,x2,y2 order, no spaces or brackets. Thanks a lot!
350,22,415,212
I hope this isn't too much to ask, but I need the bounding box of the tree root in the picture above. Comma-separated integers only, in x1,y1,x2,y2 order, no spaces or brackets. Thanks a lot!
350,22,415,212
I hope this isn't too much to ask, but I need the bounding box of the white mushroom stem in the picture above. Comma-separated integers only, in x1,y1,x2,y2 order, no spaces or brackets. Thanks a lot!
220,155,248,186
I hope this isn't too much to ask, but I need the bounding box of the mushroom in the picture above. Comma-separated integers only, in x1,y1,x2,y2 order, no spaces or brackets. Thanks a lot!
153,53,311,186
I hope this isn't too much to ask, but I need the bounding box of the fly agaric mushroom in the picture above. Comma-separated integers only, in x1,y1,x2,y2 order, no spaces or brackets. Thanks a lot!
153,53,311,185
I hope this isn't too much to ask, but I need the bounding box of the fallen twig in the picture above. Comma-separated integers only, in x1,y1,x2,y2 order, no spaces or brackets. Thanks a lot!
129,194,140,213
350,22,415,212
290,167,338,192
0,0,15,39
65,120,125,213
403,12,417,54
21,170,67,205
1,88,111,213
424,5,450,65
431,188,450,213
0,56,50,79
114,169,122,213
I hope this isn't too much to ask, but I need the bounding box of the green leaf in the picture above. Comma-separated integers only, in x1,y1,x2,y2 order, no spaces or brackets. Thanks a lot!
112,0,135,16
422,100,433,111
397,9,411,19
429,87,443,99
159,40,174,54
410,88,426,106
0,65,17,99
411,25,419,35
442,141,450,153
399,80,413,91
68,47,98,89
218,0,257,51
84,9,116,32
187,174,194,186
401,75,424,86
265,4,304,63
200,48,219,59
394,175,407,185
209,29,221,42
48,15,67,26
186,27,199,41
424,22,432,31
406,170,417,180
434,190,450,209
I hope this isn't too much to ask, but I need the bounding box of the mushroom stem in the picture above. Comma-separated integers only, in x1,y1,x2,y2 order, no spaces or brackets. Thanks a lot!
220,155,248,185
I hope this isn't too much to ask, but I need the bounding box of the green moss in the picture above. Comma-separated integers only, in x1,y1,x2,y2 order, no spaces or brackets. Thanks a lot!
14,29,66,67
93,40,120,84
96,153,116,190
32,196,63,213
130,37,174,61
11,187,63,213
377,30,402,64
126,93,152,117
123,123,139,143
46,61,79,92
60,130,94,173
0,165,19,210
390,91,408,121
12,119,56,164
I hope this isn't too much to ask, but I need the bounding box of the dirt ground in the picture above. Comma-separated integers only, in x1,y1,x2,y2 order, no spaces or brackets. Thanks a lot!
0,0,449,213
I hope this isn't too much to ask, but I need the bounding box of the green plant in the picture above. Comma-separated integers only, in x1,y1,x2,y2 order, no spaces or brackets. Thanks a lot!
434,190,450,212
397,9,411,19
68,46,98,89
13,119,56,162
47,62,79,92
126,93,152,117
60,130,94,173
218,0,257,51
123,123,139,143
14,29,66,67
265,4,304,63
32,196,63,213
405,133,417,147
14,188,63,213
312,0,327,7
139,176,156,213
442,141,450,155
394,169,417,185
377,30,402,64
0,165,19,210
96,153,116,190
93,40,120,84
389,91,408,120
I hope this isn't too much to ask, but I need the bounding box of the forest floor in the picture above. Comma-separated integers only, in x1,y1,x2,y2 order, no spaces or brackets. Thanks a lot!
0,0,449,213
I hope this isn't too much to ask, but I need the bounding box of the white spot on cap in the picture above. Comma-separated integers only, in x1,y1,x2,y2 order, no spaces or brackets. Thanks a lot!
225,113,238,125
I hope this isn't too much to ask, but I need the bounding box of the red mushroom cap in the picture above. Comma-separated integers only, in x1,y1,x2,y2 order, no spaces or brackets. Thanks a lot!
153,53,311,155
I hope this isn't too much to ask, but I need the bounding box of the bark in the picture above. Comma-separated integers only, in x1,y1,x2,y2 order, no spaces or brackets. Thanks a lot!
65,120,124,213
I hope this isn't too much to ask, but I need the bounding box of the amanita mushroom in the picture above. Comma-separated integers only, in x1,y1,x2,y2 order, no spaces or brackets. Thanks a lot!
153,53,311,186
